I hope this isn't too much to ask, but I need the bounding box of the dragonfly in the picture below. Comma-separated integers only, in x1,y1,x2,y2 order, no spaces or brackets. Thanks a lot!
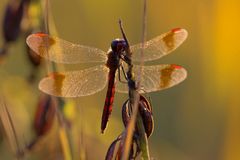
26,26,188,133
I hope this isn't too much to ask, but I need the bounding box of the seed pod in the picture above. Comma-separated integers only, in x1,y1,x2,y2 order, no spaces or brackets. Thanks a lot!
26,41,41,67
25,30,42,67
2,0,26,42
105,134,136,160
139,95,152,112
122,95,154,137
25,31,42,83
105,136,121,160
34,94,56,136
138,97,154,137
122,100,131,127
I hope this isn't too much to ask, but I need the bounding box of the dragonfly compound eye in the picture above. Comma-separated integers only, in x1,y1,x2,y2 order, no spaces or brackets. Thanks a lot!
111,39,126,52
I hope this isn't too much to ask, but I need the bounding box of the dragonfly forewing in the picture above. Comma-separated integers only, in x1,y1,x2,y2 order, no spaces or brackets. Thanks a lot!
26,33,107,64
116,64,187,93
39,65,109,97
131,28,188,62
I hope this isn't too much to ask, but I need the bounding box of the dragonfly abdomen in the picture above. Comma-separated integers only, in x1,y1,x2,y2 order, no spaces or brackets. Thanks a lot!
101,68,117,133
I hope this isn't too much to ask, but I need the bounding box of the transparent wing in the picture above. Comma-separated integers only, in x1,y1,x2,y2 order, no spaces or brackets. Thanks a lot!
26,33,107,64
39,65,109,97
116,64,187,93
131,28,188,62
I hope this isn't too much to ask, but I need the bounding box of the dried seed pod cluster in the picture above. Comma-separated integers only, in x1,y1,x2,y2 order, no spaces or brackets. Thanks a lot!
105,134,141,160
122,95,154,138
27,94,57,150
26,31,42,83
1,0,43,82
34,94,56,137
105,95,154,159
3,0,26,43
1,0,30,57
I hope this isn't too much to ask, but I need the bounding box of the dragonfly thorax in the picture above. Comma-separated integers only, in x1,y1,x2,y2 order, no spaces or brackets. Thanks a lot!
106,50,120,69
105,39,127,69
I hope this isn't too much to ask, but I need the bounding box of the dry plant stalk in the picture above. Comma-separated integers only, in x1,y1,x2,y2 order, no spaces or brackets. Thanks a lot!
43,1,73,159
121,0,150,159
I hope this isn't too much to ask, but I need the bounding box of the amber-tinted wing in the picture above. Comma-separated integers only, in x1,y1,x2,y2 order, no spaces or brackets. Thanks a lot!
39,65,109,97
131,28,188,62
116,64,187,93
26,33,107,64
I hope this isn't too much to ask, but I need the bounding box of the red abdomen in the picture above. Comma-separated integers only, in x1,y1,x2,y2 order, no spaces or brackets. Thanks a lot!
101,69,117,133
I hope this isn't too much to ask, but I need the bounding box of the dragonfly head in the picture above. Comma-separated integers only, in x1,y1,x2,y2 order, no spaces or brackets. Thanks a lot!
111,39,127,53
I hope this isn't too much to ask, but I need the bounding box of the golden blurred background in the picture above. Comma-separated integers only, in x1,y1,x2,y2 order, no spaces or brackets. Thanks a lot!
0,0,240,159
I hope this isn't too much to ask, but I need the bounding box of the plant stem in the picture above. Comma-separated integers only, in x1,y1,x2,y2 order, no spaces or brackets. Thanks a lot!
120,0,150,158
136,112,150,159
56,106,73,160
59,126,72,160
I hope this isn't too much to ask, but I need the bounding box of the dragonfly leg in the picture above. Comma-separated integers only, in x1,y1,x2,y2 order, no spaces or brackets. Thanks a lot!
120,54,132,66
117,63,128,84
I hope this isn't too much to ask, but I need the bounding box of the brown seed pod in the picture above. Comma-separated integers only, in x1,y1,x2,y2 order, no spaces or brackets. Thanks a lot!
122,95,154,138
34,94,57,136
26,37,42,83
122,100,131,128
26,41,41,67
139,95,152,112
105,134,138,160
3,0,25,42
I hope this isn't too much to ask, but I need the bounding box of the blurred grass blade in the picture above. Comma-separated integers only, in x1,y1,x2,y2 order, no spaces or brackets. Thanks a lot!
0,97,24,158
59,126,72,160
